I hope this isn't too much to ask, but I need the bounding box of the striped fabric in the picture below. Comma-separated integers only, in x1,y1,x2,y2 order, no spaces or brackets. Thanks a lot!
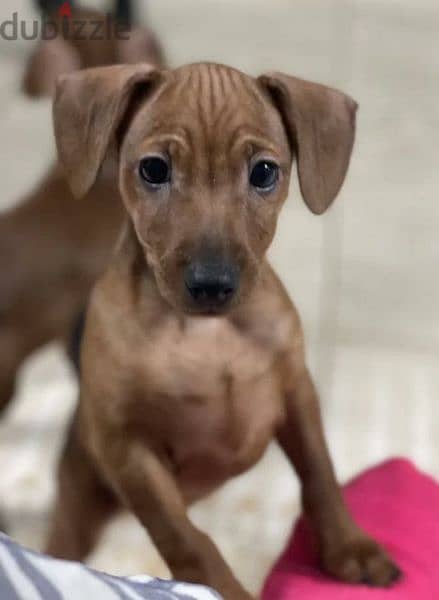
0,533,222,600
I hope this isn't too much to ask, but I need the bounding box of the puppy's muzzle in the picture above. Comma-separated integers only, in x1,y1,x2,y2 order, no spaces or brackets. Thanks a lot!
184,260,239,311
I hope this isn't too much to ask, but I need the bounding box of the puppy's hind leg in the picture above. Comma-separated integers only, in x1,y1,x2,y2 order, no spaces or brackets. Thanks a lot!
45,418,119,561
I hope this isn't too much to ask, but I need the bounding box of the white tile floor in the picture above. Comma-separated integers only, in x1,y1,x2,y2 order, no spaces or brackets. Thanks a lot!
0,0,438,595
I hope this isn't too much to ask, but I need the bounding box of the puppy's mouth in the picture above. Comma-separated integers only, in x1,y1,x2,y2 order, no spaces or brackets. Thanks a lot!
183,300,237,317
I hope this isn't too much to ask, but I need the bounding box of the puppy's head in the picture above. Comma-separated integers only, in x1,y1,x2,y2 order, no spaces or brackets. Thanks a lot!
54,62,357,315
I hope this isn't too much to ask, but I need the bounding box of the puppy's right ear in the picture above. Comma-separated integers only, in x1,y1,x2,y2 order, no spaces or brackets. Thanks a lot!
53,63,161,198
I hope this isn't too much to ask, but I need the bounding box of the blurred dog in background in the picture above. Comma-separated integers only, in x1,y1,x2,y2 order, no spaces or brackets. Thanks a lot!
0,0,164,417
23,0,164,97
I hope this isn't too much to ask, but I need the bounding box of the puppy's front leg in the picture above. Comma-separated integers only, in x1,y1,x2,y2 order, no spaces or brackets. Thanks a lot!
277,363,400,587
100,436,253,600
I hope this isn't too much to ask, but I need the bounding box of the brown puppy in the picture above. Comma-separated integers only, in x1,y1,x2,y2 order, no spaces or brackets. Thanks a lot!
0,6,163,414
46,63,400,599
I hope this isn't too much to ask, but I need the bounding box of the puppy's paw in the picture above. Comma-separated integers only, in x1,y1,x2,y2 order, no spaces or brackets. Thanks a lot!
322,536,401,587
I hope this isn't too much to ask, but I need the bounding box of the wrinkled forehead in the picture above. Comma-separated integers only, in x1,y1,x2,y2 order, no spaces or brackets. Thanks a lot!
163,63,265,118
127,63,289,158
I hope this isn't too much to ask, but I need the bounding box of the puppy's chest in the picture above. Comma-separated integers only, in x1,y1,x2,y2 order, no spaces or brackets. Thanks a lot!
132,317,284,481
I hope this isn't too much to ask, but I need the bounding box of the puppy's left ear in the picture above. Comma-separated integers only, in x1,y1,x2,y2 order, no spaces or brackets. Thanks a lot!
258,73,358,214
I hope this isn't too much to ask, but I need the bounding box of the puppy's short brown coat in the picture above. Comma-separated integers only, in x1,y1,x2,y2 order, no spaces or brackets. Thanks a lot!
46,63,400,599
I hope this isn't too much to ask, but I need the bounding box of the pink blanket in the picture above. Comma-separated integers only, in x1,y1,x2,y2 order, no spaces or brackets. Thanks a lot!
262,459,439,599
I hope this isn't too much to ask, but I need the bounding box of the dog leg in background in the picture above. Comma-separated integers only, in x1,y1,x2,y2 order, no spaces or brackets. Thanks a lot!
277,363,400,587
0,308,86,416
0,327,51,416
0,355,17,416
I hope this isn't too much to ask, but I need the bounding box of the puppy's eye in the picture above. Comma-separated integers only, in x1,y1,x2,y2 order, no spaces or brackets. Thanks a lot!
139,156,170,186
249,160,279,191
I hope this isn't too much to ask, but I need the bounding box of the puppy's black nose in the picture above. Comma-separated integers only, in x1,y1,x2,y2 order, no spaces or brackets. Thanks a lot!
184,261,239,309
